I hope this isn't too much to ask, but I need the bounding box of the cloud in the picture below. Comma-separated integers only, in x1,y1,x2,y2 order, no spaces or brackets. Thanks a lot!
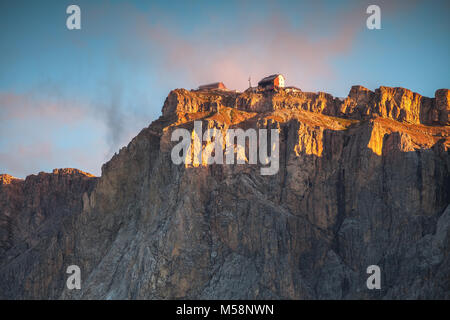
0,87,107,177
0,90,86,123
113,1,368,92
114,0,428,93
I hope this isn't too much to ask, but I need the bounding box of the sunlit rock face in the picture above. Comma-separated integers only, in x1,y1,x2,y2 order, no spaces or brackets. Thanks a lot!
0,86,449,299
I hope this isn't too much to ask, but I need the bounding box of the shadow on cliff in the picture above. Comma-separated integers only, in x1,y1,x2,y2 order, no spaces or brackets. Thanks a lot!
0,116,449,299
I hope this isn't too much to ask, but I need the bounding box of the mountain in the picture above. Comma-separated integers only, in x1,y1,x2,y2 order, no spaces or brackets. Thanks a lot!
0,85,449,299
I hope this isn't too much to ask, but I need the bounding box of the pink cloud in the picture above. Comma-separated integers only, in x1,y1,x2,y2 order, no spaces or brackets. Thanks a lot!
0,91,87,122
0,89,108,177
116,0,424,93
117,2,369,92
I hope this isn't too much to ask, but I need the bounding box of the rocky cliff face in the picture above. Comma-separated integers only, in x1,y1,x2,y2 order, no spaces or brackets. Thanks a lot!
0,86,449,299
0,169,97,298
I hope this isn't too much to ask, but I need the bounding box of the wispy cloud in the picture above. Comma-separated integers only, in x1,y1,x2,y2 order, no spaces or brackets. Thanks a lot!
0,90,86,122
0,87,106,177
113,1,368,92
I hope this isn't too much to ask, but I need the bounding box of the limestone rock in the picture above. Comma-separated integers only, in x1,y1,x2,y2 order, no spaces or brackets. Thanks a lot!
0,86,449,300
0,174,22,185
435,89,450,125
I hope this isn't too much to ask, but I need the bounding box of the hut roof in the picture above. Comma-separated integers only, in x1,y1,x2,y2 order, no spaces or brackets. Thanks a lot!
258,74,283,86
198,82,227,90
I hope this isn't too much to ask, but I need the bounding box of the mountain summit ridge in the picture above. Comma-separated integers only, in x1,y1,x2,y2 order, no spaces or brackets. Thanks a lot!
162,85,449,126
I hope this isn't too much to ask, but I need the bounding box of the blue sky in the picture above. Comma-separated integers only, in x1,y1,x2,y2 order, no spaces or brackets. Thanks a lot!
1,0,449,177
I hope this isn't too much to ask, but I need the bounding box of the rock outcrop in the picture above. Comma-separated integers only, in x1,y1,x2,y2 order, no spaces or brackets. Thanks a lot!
0,169,97,298
0,85,449,299
164,86,449,126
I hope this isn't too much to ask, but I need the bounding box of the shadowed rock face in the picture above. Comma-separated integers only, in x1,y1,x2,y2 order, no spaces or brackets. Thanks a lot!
0,169,97,299
0,86,449,300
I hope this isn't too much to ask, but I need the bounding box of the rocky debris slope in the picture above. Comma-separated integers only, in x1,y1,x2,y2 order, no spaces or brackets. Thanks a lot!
0,86,449,299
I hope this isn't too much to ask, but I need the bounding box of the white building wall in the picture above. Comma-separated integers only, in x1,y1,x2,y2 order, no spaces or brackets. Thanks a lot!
278,75,285,88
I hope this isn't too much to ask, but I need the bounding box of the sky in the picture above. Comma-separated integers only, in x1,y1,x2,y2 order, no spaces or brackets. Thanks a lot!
0,0,449,178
